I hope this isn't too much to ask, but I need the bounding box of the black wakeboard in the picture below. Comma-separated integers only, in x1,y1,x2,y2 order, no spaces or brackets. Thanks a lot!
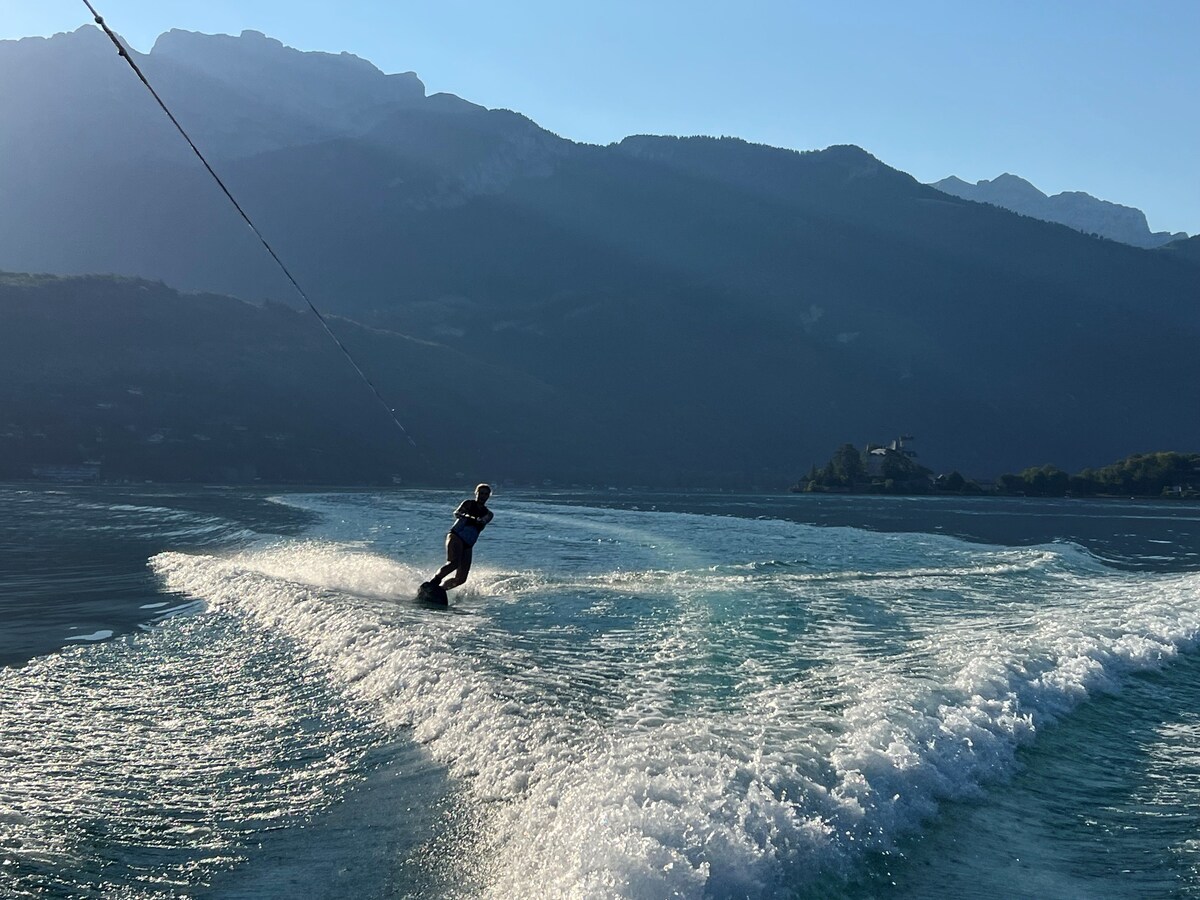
416,582,449,606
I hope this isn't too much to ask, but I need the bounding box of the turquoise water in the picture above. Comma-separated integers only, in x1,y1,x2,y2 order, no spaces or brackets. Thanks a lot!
2,486,1200,897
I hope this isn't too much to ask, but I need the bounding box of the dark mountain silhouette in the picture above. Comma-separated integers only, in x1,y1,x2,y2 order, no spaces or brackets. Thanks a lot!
0,273,580,485
931,174,1188,248
1160,234,1200,266
1,27,1197,485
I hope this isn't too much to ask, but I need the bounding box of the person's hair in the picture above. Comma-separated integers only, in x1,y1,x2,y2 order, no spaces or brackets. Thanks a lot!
476,483,492,495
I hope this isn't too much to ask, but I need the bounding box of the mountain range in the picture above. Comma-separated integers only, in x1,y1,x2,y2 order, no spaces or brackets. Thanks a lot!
931,174,1188,249
1,26,1197,486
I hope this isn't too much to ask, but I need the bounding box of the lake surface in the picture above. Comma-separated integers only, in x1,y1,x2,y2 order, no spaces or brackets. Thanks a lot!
3,485,1200,898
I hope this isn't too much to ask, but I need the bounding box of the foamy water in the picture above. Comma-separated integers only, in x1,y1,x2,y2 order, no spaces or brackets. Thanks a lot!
3,489,1200,897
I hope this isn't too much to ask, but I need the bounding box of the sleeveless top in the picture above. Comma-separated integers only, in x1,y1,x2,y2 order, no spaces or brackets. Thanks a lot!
449,499,492,547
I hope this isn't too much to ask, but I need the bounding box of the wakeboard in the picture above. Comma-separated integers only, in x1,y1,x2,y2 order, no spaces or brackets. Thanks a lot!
416,581,449,606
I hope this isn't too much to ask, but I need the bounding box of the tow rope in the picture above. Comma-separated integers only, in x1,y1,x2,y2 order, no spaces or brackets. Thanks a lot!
80,0,419,450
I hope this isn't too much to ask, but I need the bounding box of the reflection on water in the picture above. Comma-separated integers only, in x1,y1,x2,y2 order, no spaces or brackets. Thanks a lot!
0,486,313,666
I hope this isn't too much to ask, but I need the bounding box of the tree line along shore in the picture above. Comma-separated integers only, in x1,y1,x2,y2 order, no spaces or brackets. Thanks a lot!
794,445,1200,499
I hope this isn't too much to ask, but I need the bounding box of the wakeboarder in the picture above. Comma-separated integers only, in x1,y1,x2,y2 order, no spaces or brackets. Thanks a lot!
418,483,493,604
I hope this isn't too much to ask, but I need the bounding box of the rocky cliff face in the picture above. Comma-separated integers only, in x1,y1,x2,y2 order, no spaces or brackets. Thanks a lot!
146,29,427,151
932,173,1187,248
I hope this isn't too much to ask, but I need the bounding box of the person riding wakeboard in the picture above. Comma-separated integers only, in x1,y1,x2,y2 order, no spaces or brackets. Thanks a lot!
423,483,493,598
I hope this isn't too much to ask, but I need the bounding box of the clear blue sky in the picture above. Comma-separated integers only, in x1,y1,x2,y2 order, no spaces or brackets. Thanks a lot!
9,0,1199,234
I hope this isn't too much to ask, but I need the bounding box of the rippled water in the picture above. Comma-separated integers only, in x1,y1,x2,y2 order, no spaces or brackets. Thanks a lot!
2,486,1200,897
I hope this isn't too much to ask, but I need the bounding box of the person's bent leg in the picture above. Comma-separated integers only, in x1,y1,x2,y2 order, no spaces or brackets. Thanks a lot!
441,545,473,590
431,534,464,586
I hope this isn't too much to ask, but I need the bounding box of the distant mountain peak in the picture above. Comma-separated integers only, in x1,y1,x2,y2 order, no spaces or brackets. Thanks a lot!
151,27,393,77
147,27,426,102
152,27,284,50
932,173,1187,249
933,175,971,191
984,173,1046,202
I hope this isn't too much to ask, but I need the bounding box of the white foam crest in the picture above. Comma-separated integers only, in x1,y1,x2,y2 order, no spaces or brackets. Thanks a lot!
151,536,1200,899
210,539,425,602
151,545,830,895
150,548,592,803
808,571,1200,855
485,571,1200,896
478,719,845,898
